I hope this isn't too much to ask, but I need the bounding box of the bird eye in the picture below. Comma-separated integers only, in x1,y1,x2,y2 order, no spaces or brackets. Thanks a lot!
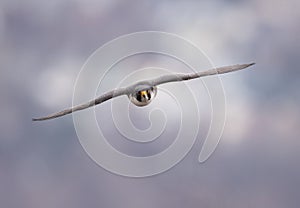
135,92,142,102
147,91,151,99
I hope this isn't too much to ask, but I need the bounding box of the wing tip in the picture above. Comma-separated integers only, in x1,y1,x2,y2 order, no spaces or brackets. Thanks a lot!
238,62,255,70
243,62,255,68
32,117,44,121
248,62,256,67
32,116,54,121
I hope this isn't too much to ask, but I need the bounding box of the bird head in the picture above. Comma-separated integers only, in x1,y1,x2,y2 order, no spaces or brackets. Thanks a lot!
128,84,157,107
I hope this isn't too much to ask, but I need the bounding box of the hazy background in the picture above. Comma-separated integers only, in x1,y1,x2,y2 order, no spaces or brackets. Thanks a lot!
1,0,300,207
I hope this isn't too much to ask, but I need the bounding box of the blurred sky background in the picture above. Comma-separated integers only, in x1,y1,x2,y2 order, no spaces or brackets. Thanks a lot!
1,0,300,207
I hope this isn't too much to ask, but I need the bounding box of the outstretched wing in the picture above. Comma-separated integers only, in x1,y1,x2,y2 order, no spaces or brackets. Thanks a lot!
32,87,128,121
150,63,255,86
33,63,254,121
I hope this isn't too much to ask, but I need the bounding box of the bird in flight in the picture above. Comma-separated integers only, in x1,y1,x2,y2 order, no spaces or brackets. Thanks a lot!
33,63,255,121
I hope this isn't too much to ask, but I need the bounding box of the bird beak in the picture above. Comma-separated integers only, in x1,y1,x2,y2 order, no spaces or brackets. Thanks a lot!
141,90,148,98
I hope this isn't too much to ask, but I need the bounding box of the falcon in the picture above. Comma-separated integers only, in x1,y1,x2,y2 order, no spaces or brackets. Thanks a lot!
33,63,255,121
